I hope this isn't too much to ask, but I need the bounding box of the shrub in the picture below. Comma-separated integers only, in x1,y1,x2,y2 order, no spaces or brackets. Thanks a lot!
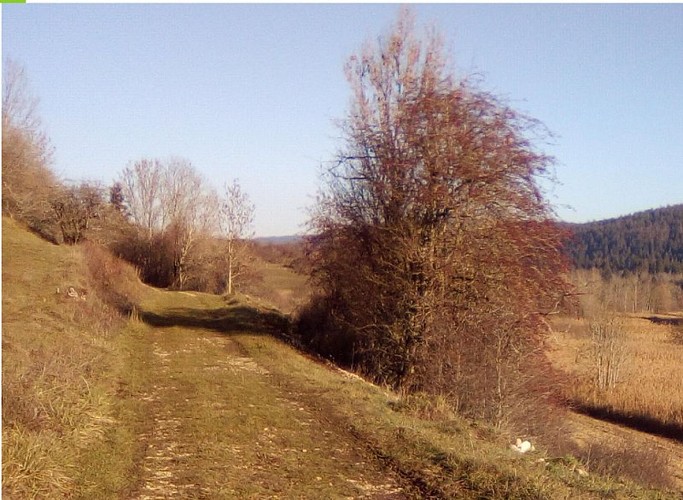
49,183,105,245
295,294,357,366
81,241,142,315
588,312,628,391
306,11,571,434
2,59,59,242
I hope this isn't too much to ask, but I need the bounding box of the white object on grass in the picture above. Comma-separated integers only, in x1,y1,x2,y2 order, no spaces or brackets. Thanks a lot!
510,438,535,453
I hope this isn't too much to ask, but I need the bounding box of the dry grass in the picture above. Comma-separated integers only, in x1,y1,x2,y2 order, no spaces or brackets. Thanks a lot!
547,313,683,489
581,439,674,489
549,314,683,429
110,319,409,498
3,218,677,497
81,240,143,315
2,217,143,497
236,329,678,499
135,285,675,498
241,259,311,314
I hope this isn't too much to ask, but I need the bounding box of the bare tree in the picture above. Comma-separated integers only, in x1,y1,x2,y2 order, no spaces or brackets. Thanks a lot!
306,10,570,424
2,58,57,238
50,182,104,244
219,179,255,295
161,158,219,289
120,158,165,239
2,58,43,135
117,157,220,289
588,309,628,391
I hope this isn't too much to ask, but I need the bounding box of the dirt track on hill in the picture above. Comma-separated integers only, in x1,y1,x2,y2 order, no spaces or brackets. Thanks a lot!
129,326,410,499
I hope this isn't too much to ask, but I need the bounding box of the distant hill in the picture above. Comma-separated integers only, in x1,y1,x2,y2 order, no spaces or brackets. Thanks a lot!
566,204,683,274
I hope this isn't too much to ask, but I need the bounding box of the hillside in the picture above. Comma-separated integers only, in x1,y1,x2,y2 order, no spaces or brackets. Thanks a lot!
566,204,683,274
3,218,680,498
2,217,140,497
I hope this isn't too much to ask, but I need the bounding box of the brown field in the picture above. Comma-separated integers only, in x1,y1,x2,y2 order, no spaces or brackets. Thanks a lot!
549,314,683,427
242,260,311,314
548,313,683,489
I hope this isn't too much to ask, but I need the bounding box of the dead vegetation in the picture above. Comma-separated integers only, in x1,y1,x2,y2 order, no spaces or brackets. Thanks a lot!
550,314,683,435
302,11,571,434
3,20,681,498
4,216,681,497
547,312,683,490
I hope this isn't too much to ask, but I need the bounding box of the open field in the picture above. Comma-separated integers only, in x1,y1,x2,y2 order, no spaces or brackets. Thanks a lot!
242,260,311,314
548,313,683,489
549,314,683,431
3,217,681,498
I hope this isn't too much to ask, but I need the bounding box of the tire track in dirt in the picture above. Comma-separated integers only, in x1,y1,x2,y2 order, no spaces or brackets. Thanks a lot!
135,340,207,499
131,327,410,499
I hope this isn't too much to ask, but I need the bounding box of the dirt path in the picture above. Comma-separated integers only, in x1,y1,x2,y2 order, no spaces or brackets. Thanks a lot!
129,326,408,499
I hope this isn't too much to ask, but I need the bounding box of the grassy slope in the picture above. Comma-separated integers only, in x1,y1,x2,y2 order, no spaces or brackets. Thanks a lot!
242,259,311,314
2,217,132,497
3,218,677,498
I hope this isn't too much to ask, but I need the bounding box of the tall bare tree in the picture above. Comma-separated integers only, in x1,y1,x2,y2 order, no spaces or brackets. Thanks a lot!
307,10,570,424
2,58,43,134
219,179,255,295
161,158,219,289
120,158,165,239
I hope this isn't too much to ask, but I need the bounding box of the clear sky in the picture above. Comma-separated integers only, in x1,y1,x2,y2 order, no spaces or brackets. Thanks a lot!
3,4,682,236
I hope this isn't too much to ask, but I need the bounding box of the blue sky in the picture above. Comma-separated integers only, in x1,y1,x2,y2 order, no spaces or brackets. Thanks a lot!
3,4,682,236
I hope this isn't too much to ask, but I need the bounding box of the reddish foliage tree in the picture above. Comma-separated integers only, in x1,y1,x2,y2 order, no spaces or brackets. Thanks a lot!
307,10,571,426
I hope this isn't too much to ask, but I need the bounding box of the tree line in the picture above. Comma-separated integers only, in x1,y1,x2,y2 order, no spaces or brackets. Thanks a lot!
2,58,255,295
566,205,683,275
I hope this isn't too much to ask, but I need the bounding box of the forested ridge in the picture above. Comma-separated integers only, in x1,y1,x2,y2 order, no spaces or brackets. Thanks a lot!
566,204,683,274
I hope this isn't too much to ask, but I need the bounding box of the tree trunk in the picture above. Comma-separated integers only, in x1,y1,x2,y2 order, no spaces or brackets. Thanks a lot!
227,254,233,295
